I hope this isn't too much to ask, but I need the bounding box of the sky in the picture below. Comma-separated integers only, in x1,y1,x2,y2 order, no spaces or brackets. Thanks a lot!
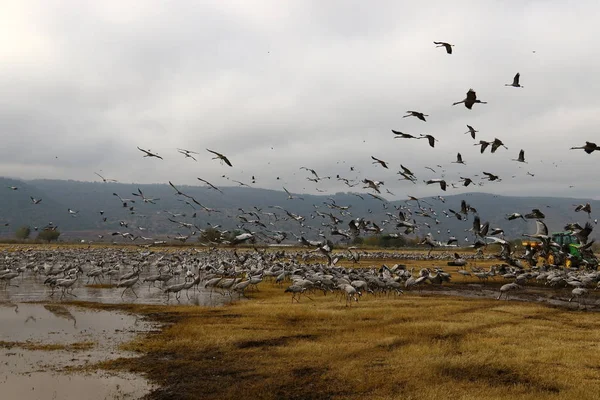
2,0,600,201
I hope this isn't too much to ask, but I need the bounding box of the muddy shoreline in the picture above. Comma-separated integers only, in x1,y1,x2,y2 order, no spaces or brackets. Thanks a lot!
0,302,161,400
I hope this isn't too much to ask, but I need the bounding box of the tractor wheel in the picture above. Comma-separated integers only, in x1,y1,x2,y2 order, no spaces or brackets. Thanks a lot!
547,254,555,265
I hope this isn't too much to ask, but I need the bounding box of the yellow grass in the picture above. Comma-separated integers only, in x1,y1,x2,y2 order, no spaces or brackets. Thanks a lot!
71,282,600,400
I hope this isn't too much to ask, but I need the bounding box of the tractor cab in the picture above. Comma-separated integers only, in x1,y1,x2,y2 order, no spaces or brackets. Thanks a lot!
551,232,579,246
551,232,581,257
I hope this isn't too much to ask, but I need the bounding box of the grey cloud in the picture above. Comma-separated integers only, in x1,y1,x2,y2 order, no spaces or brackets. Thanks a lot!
1,1,600,201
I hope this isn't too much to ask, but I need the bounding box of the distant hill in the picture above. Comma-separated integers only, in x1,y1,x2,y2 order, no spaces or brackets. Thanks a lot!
0,177,597,244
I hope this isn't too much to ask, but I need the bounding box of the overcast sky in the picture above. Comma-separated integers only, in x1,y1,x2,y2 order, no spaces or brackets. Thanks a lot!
2,1,600,201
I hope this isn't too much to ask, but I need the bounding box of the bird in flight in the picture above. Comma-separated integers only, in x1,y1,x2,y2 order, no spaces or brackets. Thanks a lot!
300,167,321,180
132,188,159,204
505,72,524,88
177,148,199,161
474,140,491,154
459,177,474,187
513,149,527,163
363,179,383,194
453,89,487,109
113,193,136,208
392,130,419,139
30,197,42,204
283,187,304,200
482,172,501,181
403,111,429,122
433,41,454,54
197,177,224,194
570,142,600,154
371,156,389,169
419,134,438,148
137,147,163,160
490,138,508,153
464,125,478,139
206,149,232,167
452,153,465,165
231,179,251,187
425,179,447,191
168,181,194,199
94,172,117,183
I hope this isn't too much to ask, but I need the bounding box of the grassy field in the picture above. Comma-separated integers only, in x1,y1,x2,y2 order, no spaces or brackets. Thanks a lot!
69,281,600,400
6,243,600,398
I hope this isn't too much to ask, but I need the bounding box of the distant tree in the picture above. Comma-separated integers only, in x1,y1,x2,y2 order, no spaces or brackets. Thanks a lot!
37,229,60,242
351,237,364,245
15,226,31,240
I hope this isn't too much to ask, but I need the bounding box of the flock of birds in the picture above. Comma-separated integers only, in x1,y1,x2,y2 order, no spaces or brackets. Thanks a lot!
2,41,600,310
0,244,598,308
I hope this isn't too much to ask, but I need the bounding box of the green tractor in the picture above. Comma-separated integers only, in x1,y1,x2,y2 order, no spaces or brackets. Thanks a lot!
523,231,598,269
550,232,581,268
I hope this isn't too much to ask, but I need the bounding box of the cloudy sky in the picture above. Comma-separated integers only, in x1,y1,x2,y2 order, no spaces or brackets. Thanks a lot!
2,1,600,200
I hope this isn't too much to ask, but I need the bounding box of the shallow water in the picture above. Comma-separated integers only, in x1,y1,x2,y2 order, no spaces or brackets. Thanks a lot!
0,272,235,306
0,303,160,400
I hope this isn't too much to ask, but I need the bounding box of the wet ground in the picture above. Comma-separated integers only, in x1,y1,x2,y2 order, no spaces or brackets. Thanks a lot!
420,282,600,311
0,302,160,400
0,273,235,306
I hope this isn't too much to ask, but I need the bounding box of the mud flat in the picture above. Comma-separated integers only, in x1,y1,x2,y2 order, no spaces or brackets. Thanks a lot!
0,302,160,400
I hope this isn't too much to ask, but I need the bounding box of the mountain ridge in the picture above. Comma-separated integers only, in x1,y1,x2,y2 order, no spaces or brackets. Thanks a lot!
1,177,596,244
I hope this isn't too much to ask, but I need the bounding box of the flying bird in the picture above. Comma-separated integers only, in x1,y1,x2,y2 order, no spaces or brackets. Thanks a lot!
30,197,42,205
177,148,199,161
132,188,159,204
574,202,592,217
403,111,428,122
300,167,321,180
206,149,232,167
94,172,117,182
283,187,304,200
505,72,523,88
475,140,491,154
371,156,389,169
482,172,500,181
453,89,487,109
168,181,194,199
400,165,415,177
197,177,224,194
506,213,526,221
363,179,384,193
113,193,136,207
231,179,251,187
525,209,545,219
513,149,527,163
433,41,454,54
419,134,438,148
137,147,163,160
392,130,419,139
464,125,478,139
452,153,465,164
570,142,600,154
425,179,447,191
459,177,473,187
491,138,508,153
